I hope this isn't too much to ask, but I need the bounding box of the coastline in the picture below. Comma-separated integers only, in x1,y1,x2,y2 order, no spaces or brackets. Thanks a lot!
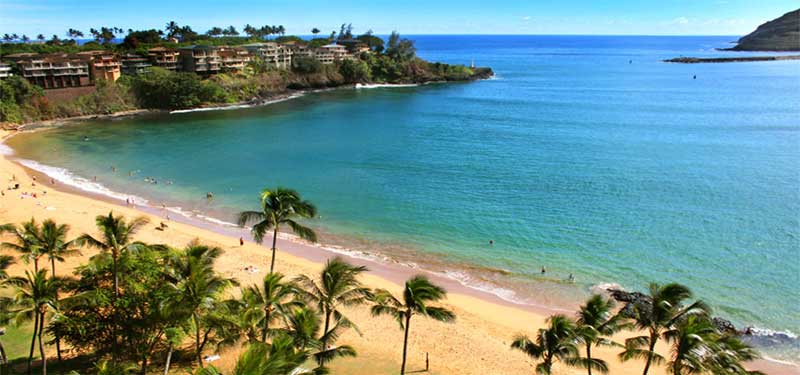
1,127,797,374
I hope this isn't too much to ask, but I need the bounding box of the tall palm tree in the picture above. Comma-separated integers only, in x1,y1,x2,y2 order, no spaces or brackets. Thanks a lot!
36,219,81,277
237,187,317,273
1,220,44,272
372,275,456,375
511,315,580,375
294,257,370,361
77,212,148,361
242,272,301,342
78,212,149,301
280,306,356,370
165,242,237,368
663,315,716,375
619,283,709,375
162,327,185,375
575,295,630,375
0,254,14,371
8,269,65,375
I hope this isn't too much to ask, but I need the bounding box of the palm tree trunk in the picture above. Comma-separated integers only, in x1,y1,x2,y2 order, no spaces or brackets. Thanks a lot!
318,309,332,366
269,227,278,272
193,313,204,368
642,332,658,375
33,258,38,273
112,250,120,363
1,339,8,375
401,313,411,375
140,356,148,375
50,258,56,277
164,343,173,375
38,312,47,375
28,311,39,375
261,307,271,342
586,344,592,375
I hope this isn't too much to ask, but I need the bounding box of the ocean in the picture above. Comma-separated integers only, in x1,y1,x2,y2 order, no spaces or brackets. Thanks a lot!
6,35,799,364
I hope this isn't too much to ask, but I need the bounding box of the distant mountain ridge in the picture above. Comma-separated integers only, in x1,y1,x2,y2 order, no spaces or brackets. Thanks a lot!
731,9,799,51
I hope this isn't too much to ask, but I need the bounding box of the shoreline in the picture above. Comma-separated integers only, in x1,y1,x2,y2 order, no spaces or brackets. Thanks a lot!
2,126,798,374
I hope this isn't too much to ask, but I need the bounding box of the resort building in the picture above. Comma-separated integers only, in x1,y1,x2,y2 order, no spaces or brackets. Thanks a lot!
120,54,152,75
179,45,221,75
315,43,353,64
242,42,292,68
10,53,90,89
283,41,314,59
77,51,121,82
218,47,251,73
0,63,12,79
148,47,180,71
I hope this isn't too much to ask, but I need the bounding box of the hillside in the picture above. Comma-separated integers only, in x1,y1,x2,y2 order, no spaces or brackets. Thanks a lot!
731,9,800,51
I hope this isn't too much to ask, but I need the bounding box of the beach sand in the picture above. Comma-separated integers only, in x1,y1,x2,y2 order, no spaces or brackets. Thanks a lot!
0,128,795,375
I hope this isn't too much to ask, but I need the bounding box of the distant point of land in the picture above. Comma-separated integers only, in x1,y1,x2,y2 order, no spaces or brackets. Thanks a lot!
727,8,800,51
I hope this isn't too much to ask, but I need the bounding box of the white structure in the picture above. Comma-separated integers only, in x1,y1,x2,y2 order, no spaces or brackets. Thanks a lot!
0,62,12,78
242,42,292,69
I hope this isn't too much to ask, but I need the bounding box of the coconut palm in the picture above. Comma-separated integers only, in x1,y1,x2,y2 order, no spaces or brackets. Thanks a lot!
619,283,709,375
231,335,313,375
280,306,356,370
165,242,237,368
1,220,44,272
294,257,370,361
575,295,630,375
242,272,302,342
703,333,764,375
237,187,317,273
78,212,149,300
663,315,716,375
162,327,185,375
35,219,81,277
511,314,580,375
7,269,66,375
372,275,456,375
0,254,14,370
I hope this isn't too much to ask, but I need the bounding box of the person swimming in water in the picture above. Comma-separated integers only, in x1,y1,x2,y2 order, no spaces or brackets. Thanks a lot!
541,266,546,275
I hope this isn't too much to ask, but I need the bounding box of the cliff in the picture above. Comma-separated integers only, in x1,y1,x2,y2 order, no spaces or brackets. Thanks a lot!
730,9,800,51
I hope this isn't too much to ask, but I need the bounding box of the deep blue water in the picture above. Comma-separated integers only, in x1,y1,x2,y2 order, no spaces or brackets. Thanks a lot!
9,35,800,362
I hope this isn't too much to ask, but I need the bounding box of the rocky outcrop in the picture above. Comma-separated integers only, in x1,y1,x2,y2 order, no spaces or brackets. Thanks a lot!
730,9,800,51
664,55,800,63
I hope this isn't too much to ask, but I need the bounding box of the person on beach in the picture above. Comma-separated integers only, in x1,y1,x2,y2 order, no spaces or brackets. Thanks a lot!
568,273,575,283
206,192,214,199
239,237,244,246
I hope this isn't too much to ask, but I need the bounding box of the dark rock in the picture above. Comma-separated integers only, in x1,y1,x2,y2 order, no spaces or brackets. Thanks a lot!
730,9,800,51
712,317,739,335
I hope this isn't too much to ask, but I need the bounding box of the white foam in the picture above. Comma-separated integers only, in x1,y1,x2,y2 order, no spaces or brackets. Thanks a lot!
0,143,14,156
16,158,149,206
355,83,420,89
170,93,306,114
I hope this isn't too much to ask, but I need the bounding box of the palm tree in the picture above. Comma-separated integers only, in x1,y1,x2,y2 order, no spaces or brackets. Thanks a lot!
0,254,14,370
703,333,764,375
237,187,317,273
619,283,709,375
231,336,312,375
77,212,149,360
663,315,716,375
162,327,185,375
372,275,456,375
575,295,629,375
165,21,179,38
36,219,81,277
242,272,301,342
511,315,580,375
1,220,44,272
312,28,320,36
294,257,370,362
281,306,355,370
78,212,148,301
8,270,65,375
165,242,237,368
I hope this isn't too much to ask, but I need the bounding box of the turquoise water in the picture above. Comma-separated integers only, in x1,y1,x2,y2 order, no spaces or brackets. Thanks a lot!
7,36,800,362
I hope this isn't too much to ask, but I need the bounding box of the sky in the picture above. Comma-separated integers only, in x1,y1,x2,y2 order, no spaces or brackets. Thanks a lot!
0,0,797,38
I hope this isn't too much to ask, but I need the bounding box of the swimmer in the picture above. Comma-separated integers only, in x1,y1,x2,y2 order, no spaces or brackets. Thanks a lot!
541,266,546,275
568,273,575,283
488,240,494,245
206,192,214,199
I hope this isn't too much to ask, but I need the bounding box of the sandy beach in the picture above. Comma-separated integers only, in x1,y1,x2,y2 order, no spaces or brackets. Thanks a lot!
0,128,795,375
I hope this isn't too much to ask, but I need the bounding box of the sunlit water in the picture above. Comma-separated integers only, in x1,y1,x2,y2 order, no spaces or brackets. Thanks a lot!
7,36,799,363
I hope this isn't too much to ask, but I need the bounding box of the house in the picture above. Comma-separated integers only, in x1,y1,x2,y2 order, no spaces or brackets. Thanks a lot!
0,63,12,79
178,45,221,75
147,47,180,71
77,51,121,82
241,42,292,69
120,54,152,75
315,43,352,64
282,41,314,59
9,53,91,89
218,47,251,72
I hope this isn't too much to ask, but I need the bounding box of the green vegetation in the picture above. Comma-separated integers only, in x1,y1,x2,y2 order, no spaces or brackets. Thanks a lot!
0,187,764,375
1,23,492,124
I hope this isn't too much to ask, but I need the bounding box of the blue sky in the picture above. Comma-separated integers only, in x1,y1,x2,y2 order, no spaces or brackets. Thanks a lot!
1,0,797,38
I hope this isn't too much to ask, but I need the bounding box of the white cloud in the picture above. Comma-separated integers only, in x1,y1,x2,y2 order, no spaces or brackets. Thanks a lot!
522,16,531,21
672,17,690,25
